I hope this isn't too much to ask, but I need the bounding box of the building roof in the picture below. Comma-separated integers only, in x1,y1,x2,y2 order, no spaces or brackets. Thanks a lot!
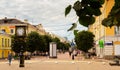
0,17,26,24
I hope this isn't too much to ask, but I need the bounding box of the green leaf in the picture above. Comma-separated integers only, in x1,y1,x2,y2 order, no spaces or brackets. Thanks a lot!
90,1,102,9
81,0,90,4
74,30,79,36
76,9,87,17
93,9,102,16
65,5,72,17
102,17,114,27
73,1,82,11
85,6,94,16
99,0,105,4
79,16,95,27
111,8,120,16
115,0,120,3
67,23,77,31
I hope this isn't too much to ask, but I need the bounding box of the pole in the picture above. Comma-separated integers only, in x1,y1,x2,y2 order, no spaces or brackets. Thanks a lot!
19,46,24,67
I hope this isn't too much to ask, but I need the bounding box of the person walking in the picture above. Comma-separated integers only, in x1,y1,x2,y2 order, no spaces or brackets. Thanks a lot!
69,47,72,56
8,53,12,65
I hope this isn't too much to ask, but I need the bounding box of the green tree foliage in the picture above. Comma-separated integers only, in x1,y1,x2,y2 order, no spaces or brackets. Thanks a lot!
57,42,70,51
102,0,120,27
43,35,53,52
75,31,95,53
11,35,26,53
64,43,70,51
52,37,70,51
36,35,46,52
26,31,44,53
65,0,105,28
57,42,64,50
52,37,60,43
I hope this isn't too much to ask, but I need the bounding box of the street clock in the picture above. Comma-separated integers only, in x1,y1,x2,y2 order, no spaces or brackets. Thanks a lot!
16,26,26,37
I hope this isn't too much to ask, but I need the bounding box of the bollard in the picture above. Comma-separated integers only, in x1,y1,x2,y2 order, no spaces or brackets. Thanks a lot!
72,54,74,60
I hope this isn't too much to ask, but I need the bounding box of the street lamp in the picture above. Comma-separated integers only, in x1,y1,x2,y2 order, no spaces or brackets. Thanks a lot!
15,26,27,67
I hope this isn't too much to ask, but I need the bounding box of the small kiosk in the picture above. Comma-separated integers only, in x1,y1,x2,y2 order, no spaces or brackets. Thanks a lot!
49,42,57,58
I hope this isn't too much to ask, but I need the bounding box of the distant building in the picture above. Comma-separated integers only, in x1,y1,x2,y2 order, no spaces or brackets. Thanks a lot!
47,32,69,43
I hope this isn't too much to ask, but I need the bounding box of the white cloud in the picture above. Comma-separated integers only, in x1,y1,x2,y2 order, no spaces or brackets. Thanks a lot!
0,0,87,40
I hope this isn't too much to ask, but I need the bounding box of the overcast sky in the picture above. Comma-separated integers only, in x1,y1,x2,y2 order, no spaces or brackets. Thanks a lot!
0,0,87,41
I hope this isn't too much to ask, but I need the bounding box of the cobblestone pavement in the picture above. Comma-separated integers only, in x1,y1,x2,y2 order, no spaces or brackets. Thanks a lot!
0,52,120,70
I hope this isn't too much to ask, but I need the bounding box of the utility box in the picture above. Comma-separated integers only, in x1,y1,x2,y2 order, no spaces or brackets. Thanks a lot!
49,42,57,58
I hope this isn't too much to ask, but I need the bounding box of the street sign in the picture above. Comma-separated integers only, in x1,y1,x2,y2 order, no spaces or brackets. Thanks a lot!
70,42,75,47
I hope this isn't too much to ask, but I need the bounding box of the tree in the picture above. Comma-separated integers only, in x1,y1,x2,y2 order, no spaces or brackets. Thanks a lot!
11,35,26,53
102,0,120,27
62,43,70,51
57,42,64,51
52,37,60,43
37,35,47,52
65,0,105,29
75,31,95,53
43,35,53,52
26,31,43,53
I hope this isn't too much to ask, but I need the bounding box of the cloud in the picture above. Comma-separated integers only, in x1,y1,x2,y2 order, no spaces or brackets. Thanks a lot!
0,0,87,40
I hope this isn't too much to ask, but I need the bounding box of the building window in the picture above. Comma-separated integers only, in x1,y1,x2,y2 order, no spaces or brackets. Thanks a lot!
1,29,6,33
5,39,7,47
2,38,4,47
115,26,120,35
10,29,14,33
8,39,9,47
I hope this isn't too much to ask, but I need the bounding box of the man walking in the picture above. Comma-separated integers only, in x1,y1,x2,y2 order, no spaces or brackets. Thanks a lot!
8,53,12,65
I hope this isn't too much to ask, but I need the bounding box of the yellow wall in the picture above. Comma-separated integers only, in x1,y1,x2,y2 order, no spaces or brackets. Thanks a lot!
0,34,11,58
27,24,46,35
89,0,115,41
0,25,15,35
105,0,115,36
105,27,115,36
114,41,120,45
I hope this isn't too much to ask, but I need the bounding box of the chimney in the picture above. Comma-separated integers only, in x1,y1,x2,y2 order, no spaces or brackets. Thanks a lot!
5,17,7,19
4,17,8,23
24,19,28,23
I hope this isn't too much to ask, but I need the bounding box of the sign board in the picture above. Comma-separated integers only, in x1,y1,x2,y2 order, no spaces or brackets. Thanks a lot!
104,46,113,55
49,42,57,58
105,41,113,45
114,45,120,55
99,40,104,48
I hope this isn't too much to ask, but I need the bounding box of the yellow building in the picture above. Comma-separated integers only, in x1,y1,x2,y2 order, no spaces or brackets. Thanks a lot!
0,18,46,36
0,18,28,58
0,33,11,58
88,0,120,58
27,23,46,35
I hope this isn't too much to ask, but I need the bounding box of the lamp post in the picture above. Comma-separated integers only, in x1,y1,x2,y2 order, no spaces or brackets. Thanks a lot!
19,46,24,67
15,26,27,67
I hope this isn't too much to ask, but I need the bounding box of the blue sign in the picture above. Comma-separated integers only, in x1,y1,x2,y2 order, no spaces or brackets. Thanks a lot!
105,41,113,45
71,42,75,47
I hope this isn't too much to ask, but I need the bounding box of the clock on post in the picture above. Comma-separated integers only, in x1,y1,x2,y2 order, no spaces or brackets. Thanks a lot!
15,25,27,67
15,26,26,37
